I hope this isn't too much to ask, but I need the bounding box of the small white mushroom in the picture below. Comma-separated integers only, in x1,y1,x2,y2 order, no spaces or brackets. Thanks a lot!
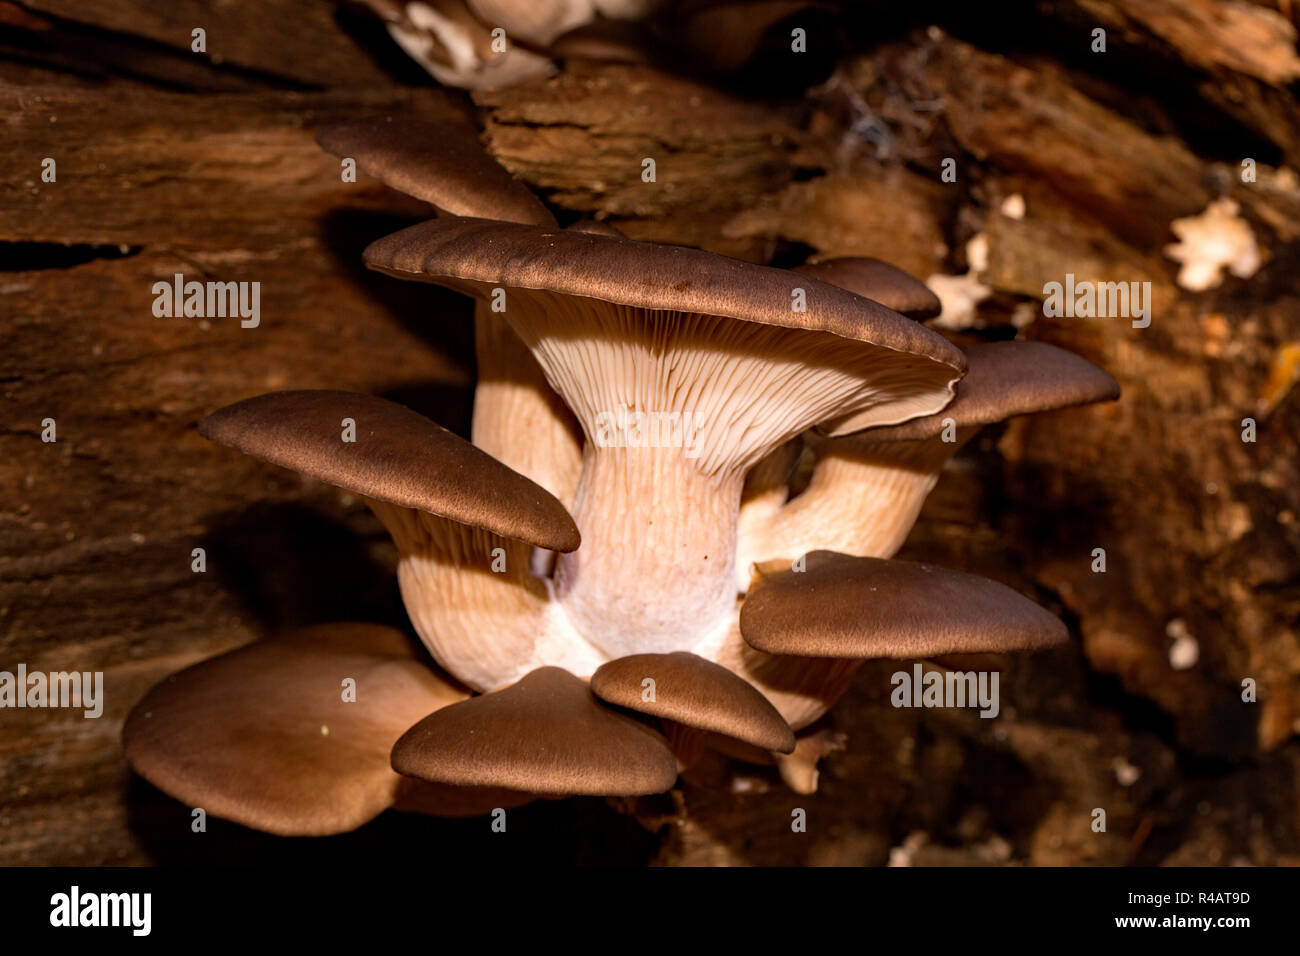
1112,756,1141,787
1164,198,1261,291
926,235,993,331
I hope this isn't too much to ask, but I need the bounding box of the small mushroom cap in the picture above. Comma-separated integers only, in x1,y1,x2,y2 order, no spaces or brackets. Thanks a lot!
316,117,556,226
362,217,966,374
122,623,467,836
793,258,942,320
740,551,1068,658
200,390,579,552
823,340,1120,438
391,666,679,795
590,652,795,753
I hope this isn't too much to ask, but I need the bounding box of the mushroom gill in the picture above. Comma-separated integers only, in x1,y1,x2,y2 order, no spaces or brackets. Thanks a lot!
736,340,1121,585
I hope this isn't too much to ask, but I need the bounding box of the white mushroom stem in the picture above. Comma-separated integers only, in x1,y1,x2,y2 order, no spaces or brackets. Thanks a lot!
367,500,605,692
776,728,848,795
501,295,954,658
735,432,971,590
734,440,800,588
720,432,975,730
471,305,583,507
553,445,742,657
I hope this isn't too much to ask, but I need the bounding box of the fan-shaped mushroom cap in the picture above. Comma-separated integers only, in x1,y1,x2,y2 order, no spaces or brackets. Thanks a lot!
316,117,555,226
199,390,579,552
740,551,1068,658
590,652,795,753
364,219,964,404
793,258,942,320
391,667,679,795
123,623,468,836
823,340,1120,438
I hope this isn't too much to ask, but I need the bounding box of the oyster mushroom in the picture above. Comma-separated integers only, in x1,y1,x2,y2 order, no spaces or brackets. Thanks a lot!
733,257,941,561
737,340,1121,582
362,217,966,658
590,651,796,753
123,623,470,836
740,551,1068,658
392,666,678,794
718,338,1117,732
198,389,599,692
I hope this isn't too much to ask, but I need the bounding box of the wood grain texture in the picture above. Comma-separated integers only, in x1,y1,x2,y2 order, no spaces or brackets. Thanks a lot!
19,0,398,87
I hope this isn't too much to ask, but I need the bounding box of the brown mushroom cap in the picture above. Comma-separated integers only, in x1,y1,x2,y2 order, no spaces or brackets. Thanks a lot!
793,258,942,320
199,390,579,552
740,551,1068,657
316,117,556,226
362,217,965,375
122,623,467,836
590,652,795,753
823,340,1120,438
391,666,679,795
391,777,539,818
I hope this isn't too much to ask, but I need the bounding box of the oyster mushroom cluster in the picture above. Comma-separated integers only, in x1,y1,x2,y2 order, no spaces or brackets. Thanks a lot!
122,118,1119,835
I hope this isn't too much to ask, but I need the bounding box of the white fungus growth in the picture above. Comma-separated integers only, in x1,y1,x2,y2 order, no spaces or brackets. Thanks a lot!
926,234,993,330
1166,618,1200,670
1164,199,1261,292
999,193,1026,219
1112,756,1141,787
